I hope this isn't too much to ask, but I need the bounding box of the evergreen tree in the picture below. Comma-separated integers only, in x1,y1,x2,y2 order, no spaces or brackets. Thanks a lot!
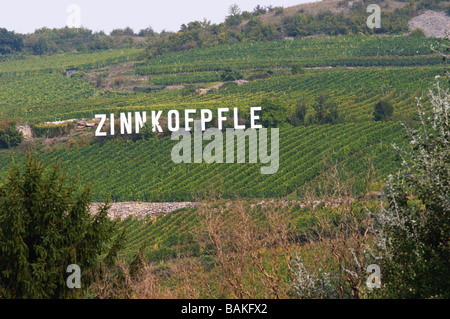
0,154,113,298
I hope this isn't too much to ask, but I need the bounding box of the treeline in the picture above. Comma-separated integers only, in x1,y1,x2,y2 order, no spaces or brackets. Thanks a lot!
138,0,448,59
1,0,447,58
0,27,147,56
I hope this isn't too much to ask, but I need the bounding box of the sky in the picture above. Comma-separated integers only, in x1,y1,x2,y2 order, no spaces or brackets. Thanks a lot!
0,0,316,35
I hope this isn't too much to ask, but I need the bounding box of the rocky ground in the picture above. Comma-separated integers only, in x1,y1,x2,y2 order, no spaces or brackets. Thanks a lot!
408,11,450,38
90,202,197,220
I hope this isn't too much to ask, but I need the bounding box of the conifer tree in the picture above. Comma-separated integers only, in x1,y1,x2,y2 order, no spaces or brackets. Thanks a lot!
0,154,113,298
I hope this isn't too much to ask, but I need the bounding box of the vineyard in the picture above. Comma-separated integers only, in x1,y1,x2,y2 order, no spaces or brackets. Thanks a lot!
136,36,442,76
0,121,404,202
0,49,140,76
0,35,445,203
0,65,443,121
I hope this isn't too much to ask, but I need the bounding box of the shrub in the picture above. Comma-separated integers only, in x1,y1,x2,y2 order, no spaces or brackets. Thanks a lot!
112,76,125,88
410,28,426,38
0,120,23,149
373,99,394,121
377,82,450,298
289,97,308,126
220,67,243,82
291,64,304,75
257,97,289,128
32,121,76,138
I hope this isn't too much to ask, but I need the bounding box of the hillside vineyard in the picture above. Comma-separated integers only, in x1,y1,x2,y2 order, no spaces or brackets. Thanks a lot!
0,35,446,202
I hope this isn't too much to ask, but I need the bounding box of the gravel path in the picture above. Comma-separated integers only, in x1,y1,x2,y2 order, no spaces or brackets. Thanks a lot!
90,202,197,220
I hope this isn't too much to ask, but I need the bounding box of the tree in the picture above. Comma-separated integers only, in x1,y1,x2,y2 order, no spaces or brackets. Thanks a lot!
0,120,23,149
225,4,243,27
258,98,289,128
312,94,341,124
252,5,268,16
373,99,394,121
221,67,243,82
31,37,49,55
0,154,114,298
291,64,304,75
111,27,135,36
228,4,241,17
289,97,308,126
377,82,450,298
0,28,24,55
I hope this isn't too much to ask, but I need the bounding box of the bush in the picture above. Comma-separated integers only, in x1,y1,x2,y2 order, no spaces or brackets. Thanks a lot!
32,121,76,138
0,120,23,149
133,86,152,94
112,76,125,88
0,154,114,298
377,82,450,298
219,81,239,91
373,99,394,121
291,64,304,75
220,67,243,82
70,70,86,80
410,28,426,38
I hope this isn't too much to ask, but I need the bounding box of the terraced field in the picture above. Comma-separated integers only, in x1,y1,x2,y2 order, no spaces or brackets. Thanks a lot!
0,65,442,121
135,36,442,75
0,48,140,76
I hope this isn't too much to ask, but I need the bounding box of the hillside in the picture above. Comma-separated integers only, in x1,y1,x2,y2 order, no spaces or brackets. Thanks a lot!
257,0,408,25
1,1,449,300
0,34,447,203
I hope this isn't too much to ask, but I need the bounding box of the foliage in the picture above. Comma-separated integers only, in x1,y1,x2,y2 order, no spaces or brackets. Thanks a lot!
22,27,138,55
288,97,308,126
377,82,450,298
258,97,289,128
312,94,341,125
0,154,113,298
32,121,77,138
373,99,394,122
0,28,24,55
282,5,411,38
410,28,426,38
220,67,243,82
0,120,23,149
290,163,378,299
291,64,303,75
